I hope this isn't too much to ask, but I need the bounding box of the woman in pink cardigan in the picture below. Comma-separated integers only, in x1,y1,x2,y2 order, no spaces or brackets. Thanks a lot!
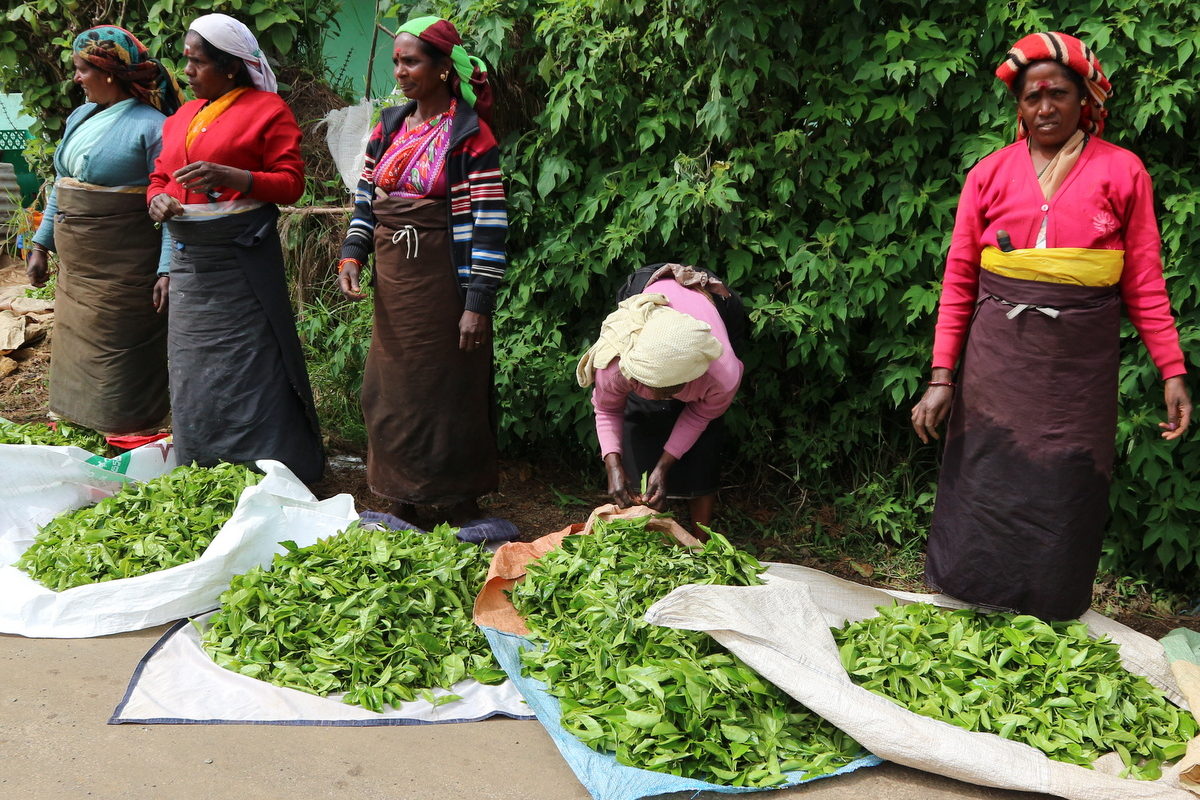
910,33,1191,620
577,264,745,529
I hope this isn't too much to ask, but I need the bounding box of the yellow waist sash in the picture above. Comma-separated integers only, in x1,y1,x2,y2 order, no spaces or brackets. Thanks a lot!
980,246,1123,288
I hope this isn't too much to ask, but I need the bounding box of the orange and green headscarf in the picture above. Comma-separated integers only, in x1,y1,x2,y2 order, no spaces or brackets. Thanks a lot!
995,32,1111,138
73,25,185,115
397,16,494,124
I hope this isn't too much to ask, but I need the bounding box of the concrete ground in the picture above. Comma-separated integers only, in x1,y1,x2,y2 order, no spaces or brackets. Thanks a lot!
0,626,1056,800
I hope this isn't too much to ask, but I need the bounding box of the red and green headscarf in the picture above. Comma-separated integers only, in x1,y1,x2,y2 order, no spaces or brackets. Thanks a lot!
73,25,185,115
397,16,494,124
995,32,1111,138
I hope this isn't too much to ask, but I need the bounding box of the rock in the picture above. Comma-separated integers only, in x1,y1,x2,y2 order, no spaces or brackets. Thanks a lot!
0,356,17,378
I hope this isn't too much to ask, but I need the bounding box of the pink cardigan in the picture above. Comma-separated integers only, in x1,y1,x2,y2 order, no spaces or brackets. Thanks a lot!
592,279,744,460
933,137,1185,379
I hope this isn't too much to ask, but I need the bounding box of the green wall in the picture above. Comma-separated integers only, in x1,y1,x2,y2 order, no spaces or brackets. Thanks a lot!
326,0,400,99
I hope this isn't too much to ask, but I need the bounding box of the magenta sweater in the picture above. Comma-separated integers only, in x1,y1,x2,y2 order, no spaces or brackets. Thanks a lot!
933,137,1185,379
592,279,745,460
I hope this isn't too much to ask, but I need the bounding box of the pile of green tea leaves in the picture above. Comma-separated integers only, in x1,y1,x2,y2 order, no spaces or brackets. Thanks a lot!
0,418,107,453
18,462,260,590
834,603,1196,780
201,523,506,712
510,516,862,787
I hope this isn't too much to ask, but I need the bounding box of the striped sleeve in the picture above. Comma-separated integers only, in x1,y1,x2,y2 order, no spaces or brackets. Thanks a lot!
339,120,387,265
462,146,508,315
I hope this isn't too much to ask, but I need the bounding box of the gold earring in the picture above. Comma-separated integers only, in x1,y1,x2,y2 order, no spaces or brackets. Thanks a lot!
440,72,449,81
105,76,112,83
226,73,234,79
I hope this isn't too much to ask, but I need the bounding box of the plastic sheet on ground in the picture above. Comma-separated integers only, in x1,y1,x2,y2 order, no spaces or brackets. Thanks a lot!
474,505,883,800
0,459,357,638
644,563,1199,800
110,611,533,726
1161,628,1200,789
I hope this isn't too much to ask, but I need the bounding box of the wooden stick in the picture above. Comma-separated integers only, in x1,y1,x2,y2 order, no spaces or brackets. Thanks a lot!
278,206,353,215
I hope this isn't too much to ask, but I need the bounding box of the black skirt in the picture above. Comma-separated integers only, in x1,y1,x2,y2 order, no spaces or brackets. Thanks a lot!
166,205,324,484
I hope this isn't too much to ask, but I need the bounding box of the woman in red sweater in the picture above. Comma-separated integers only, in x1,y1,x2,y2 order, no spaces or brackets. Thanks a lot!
148,13,323,484
910,33,1191,620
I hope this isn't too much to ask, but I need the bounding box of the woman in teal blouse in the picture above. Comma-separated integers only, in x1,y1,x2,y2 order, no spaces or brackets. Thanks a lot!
26,25,183,436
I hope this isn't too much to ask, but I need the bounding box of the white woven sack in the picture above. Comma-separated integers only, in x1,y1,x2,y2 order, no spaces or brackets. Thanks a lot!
0,459,357,638
645,564,1196,800
322,98,374,192
0,440,177,565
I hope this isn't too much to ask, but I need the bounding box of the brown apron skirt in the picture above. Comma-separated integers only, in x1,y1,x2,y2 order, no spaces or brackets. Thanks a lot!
926,269,1121,620
362,196,498,504
48,186,168,434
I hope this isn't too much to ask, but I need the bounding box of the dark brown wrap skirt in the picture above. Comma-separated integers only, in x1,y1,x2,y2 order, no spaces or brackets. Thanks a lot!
362,196,498,504
48,186,168,434
926,269,1121,620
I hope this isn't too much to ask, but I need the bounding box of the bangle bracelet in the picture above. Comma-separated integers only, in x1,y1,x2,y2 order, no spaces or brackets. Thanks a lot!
336,257,361,274
928,380,956,388
244,170,253,194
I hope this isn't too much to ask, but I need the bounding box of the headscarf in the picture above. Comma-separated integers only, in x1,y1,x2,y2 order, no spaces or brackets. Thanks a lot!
576,293,724,389
995,32,1111,138
72,25,185,115
397,15,494,124
189,13,277,93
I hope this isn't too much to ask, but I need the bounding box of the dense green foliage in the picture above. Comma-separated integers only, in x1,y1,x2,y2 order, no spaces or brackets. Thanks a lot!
0,0,339,171
18,462,260,590
410,0,1200,587
202,523,505,711
511,515,863,786
835,603,1197,779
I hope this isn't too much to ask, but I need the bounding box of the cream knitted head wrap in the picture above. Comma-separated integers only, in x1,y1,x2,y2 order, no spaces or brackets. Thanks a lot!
576,293,723,389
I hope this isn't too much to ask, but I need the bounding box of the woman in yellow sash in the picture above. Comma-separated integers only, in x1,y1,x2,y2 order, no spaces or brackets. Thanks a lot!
910,33,1190,620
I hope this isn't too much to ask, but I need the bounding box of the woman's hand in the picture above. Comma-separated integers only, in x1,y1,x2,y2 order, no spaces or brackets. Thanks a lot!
149,193,184,223
172,161,251,196
152,276,170,313
459,310,490,351
337,261,367,301
911,368,956,444
641,453,677,510
603,452,635,507
1160,375,1192,441
25,247,49,287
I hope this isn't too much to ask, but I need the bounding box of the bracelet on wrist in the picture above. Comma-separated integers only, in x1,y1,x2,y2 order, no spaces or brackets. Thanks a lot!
336,257,361,274
928,380,956,388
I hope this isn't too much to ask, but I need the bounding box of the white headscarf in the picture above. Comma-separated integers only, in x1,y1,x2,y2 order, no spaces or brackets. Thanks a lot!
189,13,277,93
576,293,723,389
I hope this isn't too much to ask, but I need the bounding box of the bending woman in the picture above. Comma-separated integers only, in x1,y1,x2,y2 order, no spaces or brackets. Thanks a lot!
578,263,745,529
148,13,323,483
337,16,505,526
26,25,183,435
911,32,1191,620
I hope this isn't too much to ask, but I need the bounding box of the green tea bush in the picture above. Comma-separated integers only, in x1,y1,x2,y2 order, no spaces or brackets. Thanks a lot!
421,0,1200,588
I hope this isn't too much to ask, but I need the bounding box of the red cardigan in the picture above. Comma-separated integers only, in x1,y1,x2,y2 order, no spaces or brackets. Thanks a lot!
148,89,303,206
933,137,1185,379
